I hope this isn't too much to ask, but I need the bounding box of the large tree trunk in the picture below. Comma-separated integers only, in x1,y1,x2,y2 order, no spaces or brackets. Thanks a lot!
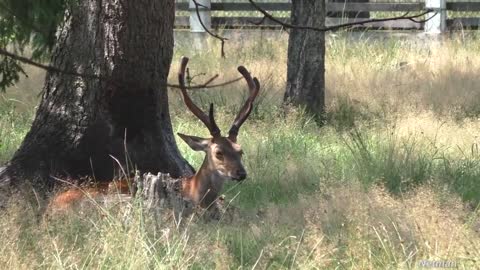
0,0,192,194
284,0,326,120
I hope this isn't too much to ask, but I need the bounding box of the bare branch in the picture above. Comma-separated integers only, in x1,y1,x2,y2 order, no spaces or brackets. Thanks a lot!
328,10,438,30
247,0,437,31
0,48,242,90
409,16,434,24
202,74,219,86
248,16,267,26
191,0,228,58
0,47,102,79
177,76,243,89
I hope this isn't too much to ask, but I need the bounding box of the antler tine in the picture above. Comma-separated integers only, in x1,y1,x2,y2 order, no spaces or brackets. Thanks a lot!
208,103,219,133
178,56,221,137
228,66,260,142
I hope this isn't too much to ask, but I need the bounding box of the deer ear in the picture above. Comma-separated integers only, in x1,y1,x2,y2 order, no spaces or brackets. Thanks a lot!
177,133,210,152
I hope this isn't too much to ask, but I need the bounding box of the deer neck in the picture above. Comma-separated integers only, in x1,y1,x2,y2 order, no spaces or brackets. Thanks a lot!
183,157,225,208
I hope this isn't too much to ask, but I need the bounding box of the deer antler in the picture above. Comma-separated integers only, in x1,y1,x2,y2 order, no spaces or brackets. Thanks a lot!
228,66,260,142
178,57,221,137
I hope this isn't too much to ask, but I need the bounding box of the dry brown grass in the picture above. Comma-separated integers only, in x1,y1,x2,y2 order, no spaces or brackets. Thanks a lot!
327,36,480,119
294,184,480,268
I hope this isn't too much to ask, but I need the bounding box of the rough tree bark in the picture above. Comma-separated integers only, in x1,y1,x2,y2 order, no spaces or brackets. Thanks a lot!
284,0,326,120
0,1,192,196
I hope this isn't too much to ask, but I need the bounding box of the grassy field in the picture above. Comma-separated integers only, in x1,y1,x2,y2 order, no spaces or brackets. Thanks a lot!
1,31,480,269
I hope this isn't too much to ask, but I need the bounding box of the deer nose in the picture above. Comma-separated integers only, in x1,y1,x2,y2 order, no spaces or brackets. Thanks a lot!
236,170,247,181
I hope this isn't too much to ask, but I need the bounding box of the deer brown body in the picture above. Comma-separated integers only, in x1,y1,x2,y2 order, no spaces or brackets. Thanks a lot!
49,57,260,211
49,179,133,211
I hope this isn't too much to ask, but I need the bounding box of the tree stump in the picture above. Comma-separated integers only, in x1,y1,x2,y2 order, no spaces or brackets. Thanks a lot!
134,171,234,223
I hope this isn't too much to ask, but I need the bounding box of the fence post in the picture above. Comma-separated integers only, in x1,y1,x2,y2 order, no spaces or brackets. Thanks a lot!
425,0,446,34
189,0,211,32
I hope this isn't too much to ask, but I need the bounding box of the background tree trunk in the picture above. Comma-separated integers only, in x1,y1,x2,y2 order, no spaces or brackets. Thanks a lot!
0,0,192,193
284,0,326,120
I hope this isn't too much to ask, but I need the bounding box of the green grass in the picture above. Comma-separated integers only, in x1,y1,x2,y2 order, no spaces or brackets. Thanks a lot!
0,97,33,163
1,33,480,269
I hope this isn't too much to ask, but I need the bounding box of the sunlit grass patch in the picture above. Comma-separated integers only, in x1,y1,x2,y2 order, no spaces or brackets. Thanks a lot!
0,97,33,164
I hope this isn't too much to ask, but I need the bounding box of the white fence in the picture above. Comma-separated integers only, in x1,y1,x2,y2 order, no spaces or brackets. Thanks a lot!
175,0,480,33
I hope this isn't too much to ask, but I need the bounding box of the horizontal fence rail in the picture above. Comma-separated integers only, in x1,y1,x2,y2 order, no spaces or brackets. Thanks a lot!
177,2,426,12
175,17,424,30
447,2,480,11
175,1,480,32
446,2,480,29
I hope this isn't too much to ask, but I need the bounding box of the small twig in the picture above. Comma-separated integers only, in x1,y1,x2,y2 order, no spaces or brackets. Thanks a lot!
188,72,207,83
191,0,228,57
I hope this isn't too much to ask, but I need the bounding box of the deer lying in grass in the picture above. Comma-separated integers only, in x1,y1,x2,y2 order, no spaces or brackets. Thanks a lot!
49,57,260,214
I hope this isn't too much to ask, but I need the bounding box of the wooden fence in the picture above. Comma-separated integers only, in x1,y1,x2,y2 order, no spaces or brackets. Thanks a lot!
175,1,480,33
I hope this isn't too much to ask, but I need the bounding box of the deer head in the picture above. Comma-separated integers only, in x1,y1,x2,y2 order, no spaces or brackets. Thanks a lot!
177,57,260,206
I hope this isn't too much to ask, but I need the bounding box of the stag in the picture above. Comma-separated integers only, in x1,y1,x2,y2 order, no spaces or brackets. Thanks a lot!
49,57,260,213
176,56,260,208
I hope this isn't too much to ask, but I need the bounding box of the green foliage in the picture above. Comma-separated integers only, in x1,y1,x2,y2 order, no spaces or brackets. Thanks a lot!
0,97,32,163
0,57,26,91
0,0,66,52
0,0,66,91
441,147,480,205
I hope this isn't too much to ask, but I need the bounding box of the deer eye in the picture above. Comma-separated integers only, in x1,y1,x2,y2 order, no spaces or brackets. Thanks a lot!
215,151,224,160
